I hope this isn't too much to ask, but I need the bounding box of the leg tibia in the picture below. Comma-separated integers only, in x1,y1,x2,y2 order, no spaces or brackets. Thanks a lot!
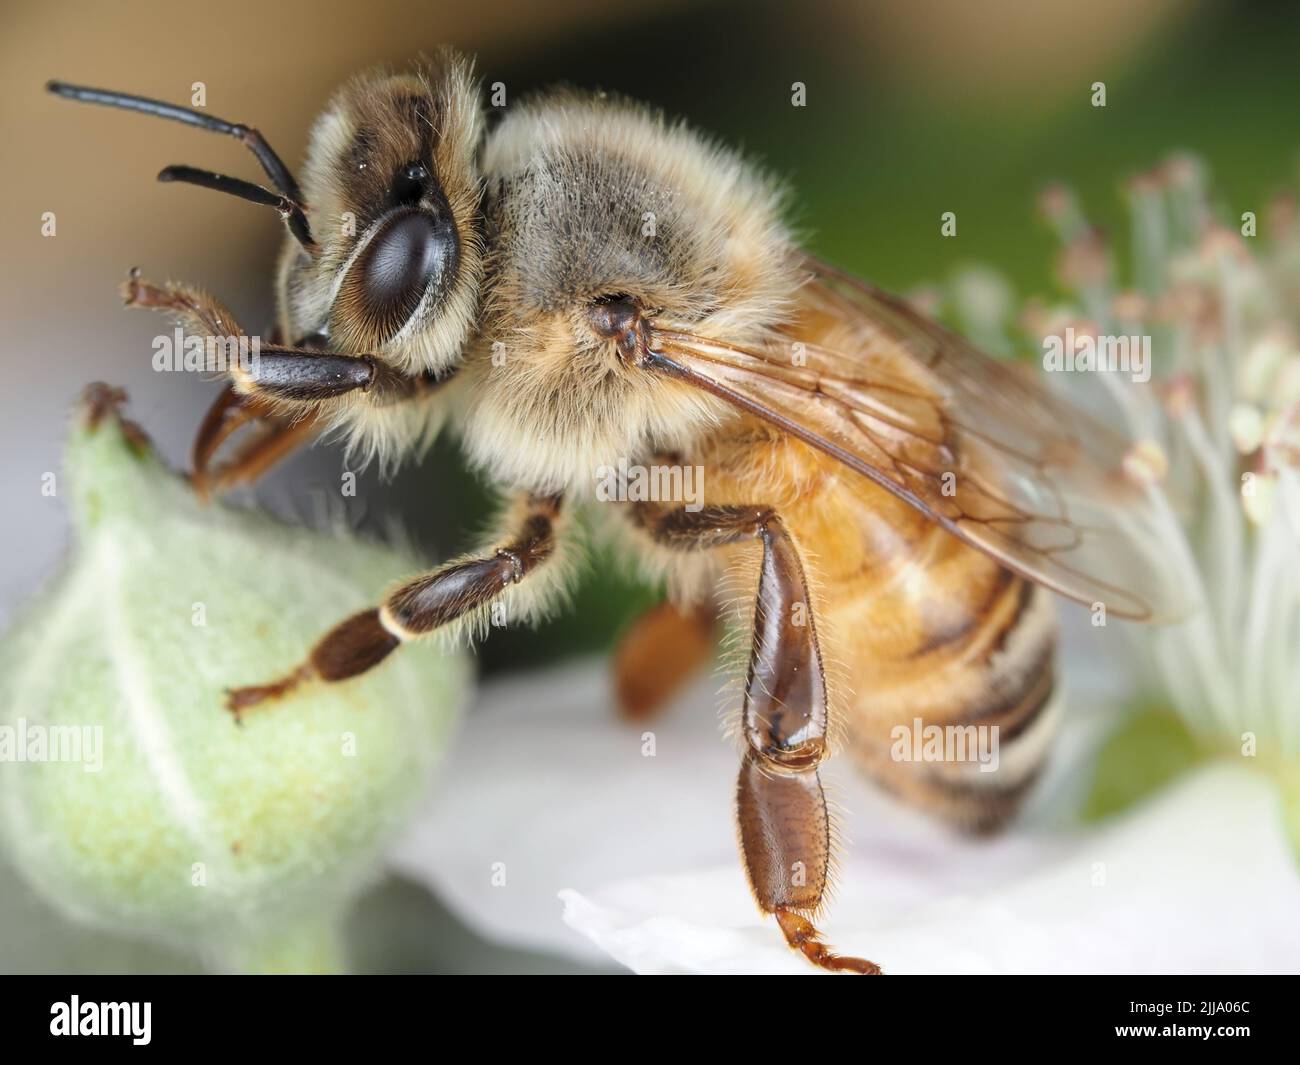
744,519,828,771
225,494,562,715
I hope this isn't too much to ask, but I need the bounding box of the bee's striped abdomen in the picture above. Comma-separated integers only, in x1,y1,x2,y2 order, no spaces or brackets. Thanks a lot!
771,461,1062,835
833,529,1060,833
693,419,1063,835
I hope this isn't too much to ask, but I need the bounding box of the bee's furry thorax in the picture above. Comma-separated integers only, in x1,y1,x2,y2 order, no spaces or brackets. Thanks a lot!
457,89,803,496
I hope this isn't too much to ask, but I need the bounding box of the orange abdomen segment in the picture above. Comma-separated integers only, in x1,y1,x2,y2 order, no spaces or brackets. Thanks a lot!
705,424,1059,833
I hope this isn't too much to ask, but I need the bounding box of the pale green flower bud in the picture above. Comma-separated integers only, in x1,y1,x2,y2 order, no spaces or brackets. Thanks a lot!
0,386,469,973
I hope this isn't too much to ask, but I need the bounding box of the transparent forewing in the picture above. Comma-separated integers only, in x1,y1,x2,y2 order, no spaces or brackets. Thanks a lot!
650,256,1186,620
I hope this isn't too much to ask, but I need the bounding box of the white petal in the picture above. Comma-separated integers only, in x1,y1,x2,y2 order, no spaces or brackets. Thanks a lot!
560,765,1300,974
387,626,1131,966
389,660,737,960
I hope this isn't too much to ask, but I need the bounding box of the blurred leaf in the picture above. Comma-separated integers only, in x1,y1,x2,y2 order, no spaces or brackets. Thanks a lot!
1082,707,1205,822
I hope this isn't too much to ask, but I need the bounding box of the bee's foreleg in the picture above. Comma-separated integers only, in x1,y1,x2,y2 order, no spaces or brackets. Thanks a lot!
122,273,371,402
123,274,372,401
189,382,326,497
637,503,881,974
226,493,565,717
121,273,376,491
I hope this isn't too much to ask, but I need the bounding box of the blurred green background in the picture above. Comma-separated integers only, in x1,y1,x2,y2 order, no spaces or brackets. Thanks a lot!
5,0,1299,675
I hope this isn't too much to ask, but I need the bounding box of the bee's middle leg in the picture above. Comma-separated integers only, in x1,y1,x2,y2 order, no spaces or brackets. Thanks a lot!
227,492,565,716
637,502,880,974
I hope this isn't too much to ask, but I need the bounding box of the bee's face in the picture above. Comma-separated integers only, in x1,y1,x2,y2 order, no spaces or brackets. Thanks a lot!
278,55,484,376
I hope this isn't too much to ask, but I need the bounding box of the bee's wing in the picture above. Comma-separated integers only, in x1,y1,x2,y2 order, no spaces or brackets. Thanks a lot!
649,256,1186,621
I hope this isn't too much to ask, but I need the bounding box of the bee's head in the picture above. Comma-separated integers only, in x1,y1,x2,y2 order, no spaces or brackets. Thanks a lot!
47,52,485,378
279,51,485,375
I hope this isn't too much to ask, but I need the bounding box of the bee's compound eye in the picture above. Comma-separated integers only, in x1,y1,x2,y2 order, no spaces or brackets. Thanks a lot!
340,209,459,344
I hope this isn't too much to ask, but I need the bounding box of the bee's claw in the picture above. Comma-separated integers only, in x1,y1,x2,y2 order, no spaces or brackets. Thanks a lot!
224,667,310,719
120,267,147,307
774,909,883,975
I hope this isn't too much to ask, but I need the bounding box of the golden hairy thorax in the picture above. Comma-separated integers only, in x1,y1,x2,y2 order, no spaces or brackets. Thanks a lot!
458,91,802,496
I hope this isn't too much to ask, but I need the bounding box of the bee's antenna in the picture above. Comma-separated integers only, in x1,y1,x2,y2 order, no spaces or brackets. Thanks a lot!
158,166,316,253
46,80,316,250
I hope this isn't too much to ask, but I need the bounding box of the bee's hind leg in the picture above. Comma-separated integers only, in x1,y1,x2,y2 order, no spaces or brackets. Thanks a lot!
636,502,881,974
738,753,880,974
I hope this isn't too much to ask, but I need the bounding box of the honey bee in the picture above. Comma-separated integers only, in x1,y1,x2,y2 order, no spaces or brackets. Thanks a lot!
48,49,1180,974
